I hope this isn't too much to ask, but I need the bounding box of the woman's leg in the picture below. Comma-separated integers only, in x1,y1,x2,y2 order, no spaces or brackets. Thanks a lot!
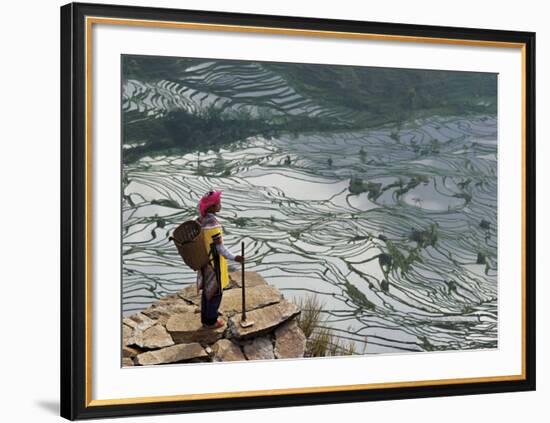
201,265,223,326
202,290,223,326
200,288,208,325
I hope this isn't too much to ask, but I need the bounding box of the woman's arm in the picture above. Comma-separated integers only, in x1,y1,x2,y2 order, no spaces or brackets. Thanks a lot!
216,243,236,261
212,232,242,262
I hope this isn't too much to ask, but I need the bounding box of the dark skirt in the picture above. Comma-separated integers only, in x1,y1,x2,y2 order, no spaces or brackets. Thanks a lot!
197,264,222,325
200,286,222,326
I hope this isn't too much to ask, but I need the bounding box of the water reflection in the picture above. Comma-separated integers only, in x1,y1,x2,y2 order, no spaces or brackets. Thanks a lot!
122,115,497,355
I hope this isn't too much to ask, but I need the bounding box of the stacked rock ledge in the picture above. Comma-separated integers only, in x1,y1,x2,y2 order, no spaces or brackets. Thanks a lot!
121,272,306,366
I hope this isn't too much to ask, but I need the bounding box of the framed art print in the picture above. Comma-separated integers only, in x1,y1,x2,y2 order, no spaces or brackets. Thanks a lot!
60,2,536,420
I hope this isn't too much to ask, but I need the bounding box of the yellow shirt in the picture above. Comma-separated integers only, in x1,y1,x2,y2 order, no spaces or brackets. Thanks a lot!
202,226,229,289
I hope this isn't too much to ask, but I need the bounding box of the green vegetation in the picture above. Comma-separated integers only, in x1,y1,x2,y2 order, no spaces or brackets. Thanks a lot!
122,56,497,163
123,105,347,164
409,224,439,248
350,174,432,199
295,294,359,357
307,326,357,357
343,281,375,311
266,62,496,125
382,239,421,277
359,147,367,163
479,219,491,230
348,176,382,200
124,106,278,164
476,252,487,265
295,294,324,339
394,175,430,196
377,224,440,278
233,217,249,228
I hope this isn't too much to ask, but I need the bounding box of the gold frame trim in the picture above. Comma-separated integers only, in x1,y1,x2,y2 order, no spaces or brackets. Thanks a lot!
85,17,94,407
84,16,527,407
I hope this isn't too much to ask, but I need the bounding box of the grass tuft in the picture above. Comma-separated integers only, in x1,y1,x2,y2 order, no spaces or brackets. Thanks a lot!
295,293,360,357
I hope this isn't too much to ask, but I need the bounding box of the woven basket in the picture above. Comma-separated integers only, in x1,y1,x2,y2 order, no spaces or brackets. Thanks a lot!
171,221,209,271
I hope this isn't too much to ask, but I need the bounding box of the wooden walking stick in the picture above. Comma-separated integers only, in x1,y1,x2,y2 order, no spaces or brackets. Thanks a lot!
240,241,254,328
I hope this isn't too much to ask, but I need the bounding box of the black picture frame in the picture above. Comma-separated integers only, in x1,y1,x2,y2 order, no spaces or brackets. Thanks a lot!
61,2,536,420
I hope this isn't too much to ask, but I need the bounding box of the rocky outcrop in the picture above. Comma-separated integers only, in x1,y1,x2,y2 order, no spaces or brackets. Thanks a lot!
274,320,307,359
122,357,134,367
135,324,175,349
211,339,246,362
227,272,268,288
166,313,226,344
243,337,274,360
142,295,196,325
122,324,133,346
121,272,305,367
219,285,282,316
228,300,301,339
135,343,208,366
178,285,201,306
123,313,156,331
122,345,143,358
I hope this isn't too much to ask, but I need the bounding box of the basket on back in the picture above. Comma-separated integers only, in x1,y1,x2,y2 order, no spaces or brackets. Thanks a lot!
171,220,209,271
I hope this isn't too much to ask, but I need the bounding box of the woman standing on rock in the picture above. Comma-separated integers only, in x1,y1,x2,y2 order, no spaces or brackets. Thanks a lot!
197,190,244,328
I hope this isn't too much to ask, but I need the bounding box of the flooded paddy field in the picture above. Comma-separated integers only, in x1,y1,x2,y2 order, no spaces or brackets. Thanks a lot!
122,57,498,355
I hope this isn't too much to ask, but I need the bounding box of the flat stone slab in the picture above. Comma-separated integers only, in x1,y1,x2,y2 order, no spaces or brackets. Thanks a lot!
274,320,306,359
122,324,133,346
178,272,269,304
151,293,185,306
228,272,268,288
135,343,208,366
212,339,246,362
228,300,301,340
143,300,197,326
166,312,226,345
122,357,134,367
122,345,143,358
178,285,201,305
243,336,275,361
123,313,156,331
220,285,282,317
131,324,175,349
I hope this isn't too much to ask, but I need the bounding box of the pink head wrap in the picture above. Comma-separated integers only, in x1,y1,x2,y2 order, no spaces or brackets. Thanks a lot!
198,190,222,217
